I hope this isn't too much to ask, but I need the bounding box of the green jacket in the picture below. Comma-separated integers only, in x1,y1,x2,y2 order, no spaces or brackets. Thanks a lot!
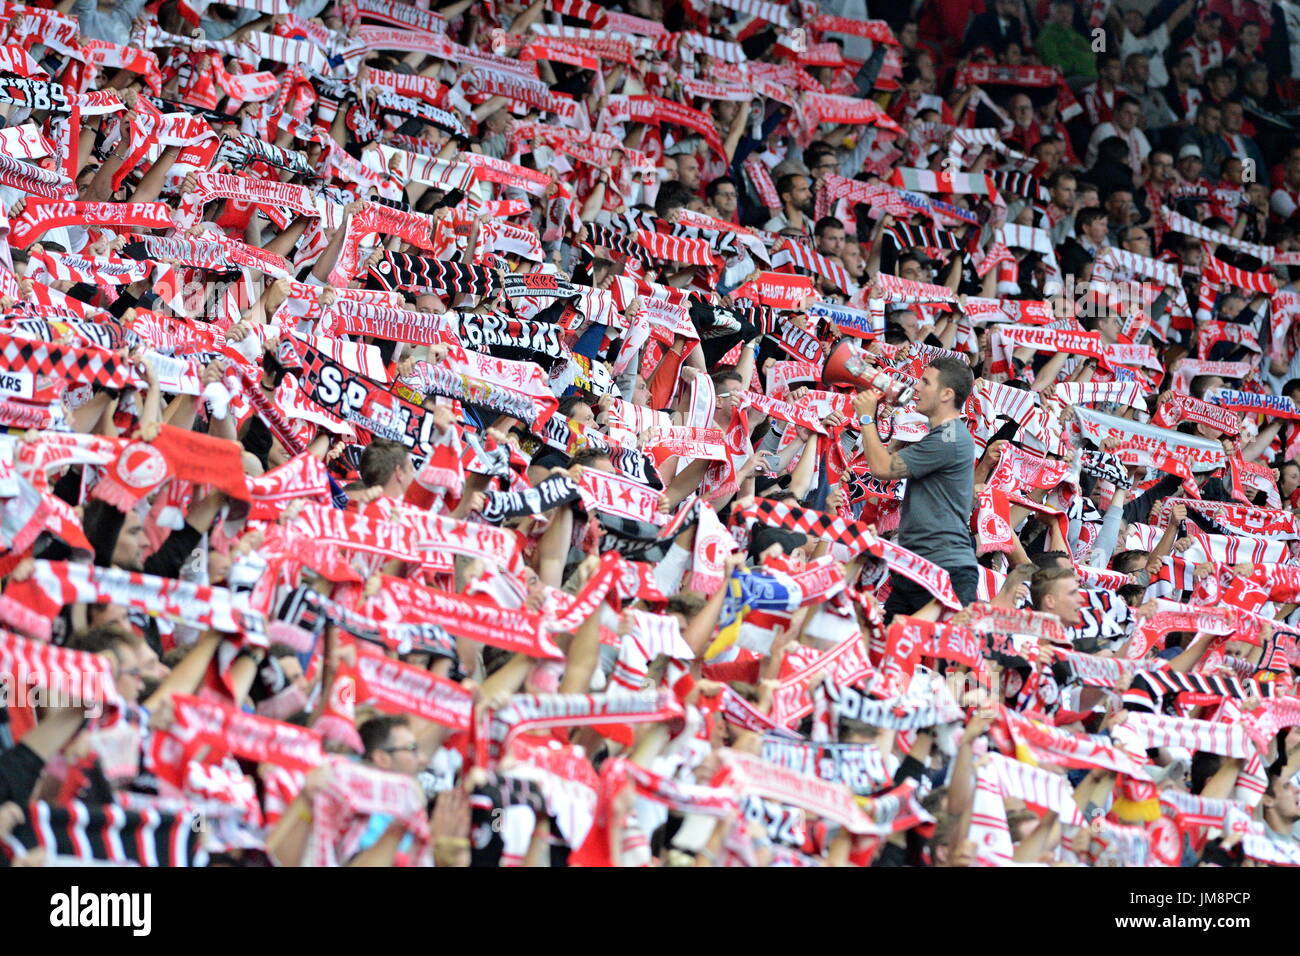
1036,23,1098,80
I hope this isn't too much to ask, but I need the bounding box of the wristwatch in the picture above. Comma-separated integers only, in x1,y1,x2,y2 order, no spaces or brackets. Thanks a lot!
858,414,875,427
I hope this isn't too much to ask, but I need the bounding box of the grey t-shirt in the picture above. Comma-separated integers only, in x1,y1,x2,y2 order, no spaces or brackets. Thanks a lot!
896,418,977,571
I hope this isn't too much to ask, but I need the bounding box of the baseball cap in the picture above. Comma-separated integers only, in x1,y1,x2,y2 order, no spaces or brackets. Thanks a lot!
1178,144,1202,161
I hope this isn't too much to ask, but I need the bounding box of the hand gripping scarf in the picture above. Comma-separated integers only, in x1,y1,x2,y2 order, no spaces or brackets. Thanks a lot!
175,171,318,228
8,198,174,248
761,735,893,796
291,339,438,458
165,692,323,773
92,423,250,510
331,202,437,285
615,758,739,818
0,561,266,643
983,753,1087,826
244,451,332,518
480,473,581,524
396,351,558,428
358,580,561,660
1001,706,1149,778
215,133,313,176
309,757,430,867
352,640,473,730
713,749,891,836
480,690,683,765
766,634,874,725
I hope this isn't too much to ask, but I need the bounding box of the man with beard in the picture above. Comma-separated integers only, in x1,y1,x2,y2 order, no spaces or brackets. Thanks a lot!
764,173,814,235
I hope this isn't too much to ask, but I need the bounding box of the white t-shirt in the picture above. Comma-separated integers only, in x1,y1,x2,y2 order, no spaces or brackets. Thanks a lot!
1120,23,1171,89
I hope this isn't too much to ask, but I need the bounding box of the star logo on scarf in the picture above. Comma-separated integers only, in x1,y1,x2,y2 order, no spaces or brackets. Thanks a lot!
617,485,637,508
447,521,470,543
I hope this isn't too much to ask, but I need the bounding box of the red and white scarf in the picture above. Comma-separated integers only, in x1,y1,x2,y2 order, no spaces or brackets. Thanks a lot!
0,560,261,643
9,198,173,248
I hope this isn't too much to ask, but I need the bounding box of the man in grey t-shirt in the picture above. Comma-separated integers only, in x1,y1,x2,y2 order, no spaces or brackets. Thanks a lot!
853,354,979,618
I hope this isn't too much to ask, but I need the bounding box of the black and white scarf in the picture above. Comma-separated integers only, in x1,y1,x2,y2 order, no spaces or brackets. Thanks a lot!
367,251,500,299
480,474,581,523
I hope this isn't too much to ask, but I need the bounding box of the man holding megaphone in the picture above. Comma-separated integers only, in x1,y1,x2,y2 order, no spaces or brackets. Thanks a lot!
852,352,980,619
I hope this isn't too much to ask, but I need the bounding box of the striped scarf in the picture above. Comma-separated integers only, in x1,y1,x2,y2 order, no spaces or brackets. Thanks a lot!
484,690,682,765
1113,712,1254,759
633,229,720,268
874,273,957,303
985,753,1087,825
891,166,990,196
885,221,961,252
7,801,205,867
0,560,264,644
0,152,74,199
1125,669,1276,713
27,250,151,286
1162,207,1275,262
985,169,1044,201
354,0,447,31
367,251,500,299
772,238,856,295
216,133,313,176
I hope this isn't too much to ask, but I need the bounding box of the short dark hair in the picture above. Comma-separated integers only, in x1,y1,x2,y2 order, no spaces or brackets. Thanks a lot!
1034,550,1072,571
1111,550,1149,574
814,216,844,238
748,525,807,561
66,626,132,661
929,355,973,408
1030,566,1076,610
705,175,738,202
1081,312,1117,332
558,394,590,418
572,446,612,468
1076,207,1107,238
1189,374,1223,399
359,714,409,760
1046,170,1076,190
776,173,805,200
655,180,696,218
360,439,410,488
804,143,836,168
